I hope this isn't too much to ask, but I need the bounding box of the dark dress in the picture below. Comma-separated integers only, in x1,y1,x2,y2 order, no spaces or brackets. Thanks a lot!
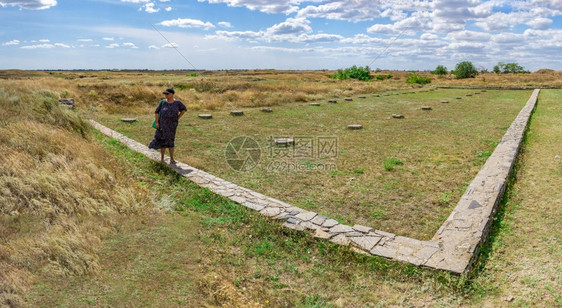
148,99,187,149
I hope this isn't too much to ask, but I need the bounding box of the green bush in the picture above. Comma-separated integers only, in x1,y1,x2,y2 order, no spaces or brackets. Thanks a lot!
406,73,431,85
493,62,529,74
330,65,372,81
431,65,448,75
453,61,478,79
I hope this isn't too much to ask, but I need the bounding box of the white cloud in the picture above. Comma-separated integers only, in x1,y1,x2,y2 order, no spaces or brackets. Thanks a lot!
199,0,299,14
123,42,139,48
38,39,50,42
526,17,553,29
106,43,119,48
0,0,57,10
21,43,54,49
2,39,20,46
165,6,171,11
121,0,149,3
103,37,115,41
148,44,160,49
77,38,93,42
162,42,179,48
160,18,215,30
218,21,232,28
19,42,70,49
267,17,311,35
143,2,159,13
445,30,491,42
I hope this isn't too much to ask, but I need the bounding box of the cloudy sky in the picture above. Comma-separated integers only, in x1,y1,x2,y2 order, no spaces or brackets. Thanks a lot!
1,0,561,71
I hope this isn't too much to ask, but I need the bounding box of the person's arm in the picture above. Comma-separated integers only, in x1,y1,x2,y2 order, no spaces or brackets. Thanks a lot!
155,113,160,129
178,110,186,120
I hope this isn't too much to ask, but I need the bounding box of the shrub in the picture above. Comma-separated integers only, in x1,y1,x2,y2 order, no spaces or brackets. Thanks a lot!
453,61,478,79
330,65,372,81
431,65,448,75
493,62,529,74
406,73,431,85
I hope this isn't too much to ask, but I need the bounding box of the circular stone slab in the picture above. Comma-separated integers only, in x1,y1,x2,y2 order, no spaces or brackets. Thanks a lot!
310,103,321,106
456,97,462,100
392,114,405,119
261,108,273,112
345,97,353,101
466,93,473,96
474,92,480,94
230,110,244,116
121,118,137,123
358,96,367,99
440,100,449,103
374,94,380,97
198,114,212,119
328,99,337,103
347,124,363,130
274,138,294,146
421,106,432,110
481,89,487,92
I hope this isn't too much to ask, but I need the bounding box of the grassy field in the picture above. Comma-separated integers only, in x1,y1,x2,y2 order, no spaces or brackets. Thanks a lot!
26,89,561,307
1,71,560,307
93,88,530,239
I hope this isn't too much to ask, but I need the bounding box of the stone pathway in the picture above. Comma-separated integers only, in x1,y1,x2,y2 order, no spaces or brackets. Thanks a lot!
88,89,539,274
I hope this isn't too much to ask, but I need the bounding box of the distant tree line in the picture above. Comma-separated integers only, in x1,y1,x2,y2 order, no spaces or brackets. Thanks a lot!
332,61,530,83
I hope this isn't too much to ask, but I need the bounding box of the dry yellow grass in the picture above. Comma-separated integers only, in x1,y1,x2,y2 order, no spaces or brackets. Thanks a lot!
0,85,154,306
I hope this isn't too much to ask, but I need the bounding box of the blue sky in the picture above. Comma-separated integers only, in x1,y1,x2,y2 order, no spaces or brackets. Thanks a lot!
1,0,561,71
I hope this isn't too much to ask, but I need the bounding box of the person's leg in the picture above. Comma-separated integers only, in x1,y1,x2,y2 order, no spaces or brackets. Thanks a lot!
160,148,165,162
169,147,175,163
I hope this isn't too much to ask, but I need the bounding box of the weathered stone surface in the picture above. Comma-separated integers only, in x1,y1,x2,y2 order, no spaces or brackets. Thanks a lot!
301,221,322,230
260,207,282,217
322,219,339,228
294,211,317,222
421,106,432,110
283,222,305,231
347,124,363,130
310,103,321,106
314,229,332,239
198,114,212,119
370,245,397,259
440,100,449,103
328,99,337,103
352,224,373,233
345,97,353,101
311,215,327,226
275,138,294,146
331,234,350,246
350,236,381,251
392,114,405,119
329,224,355,234
121,118,137,122
261,108,273,112
230,110,244,116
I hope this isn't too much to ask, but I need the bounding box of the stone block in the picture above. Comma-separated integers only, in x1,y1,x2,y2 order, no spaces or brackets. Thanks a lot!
294,211,317,222
330,234,350,246
260,207,282,217
329,224,355,234
352,224,373,233
350,236,381,251
370,245,397,259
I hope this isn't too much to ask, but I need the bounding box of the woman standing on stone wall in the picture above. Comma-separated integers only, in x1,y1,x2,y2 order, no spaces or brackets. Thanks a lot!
148,88,187,163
